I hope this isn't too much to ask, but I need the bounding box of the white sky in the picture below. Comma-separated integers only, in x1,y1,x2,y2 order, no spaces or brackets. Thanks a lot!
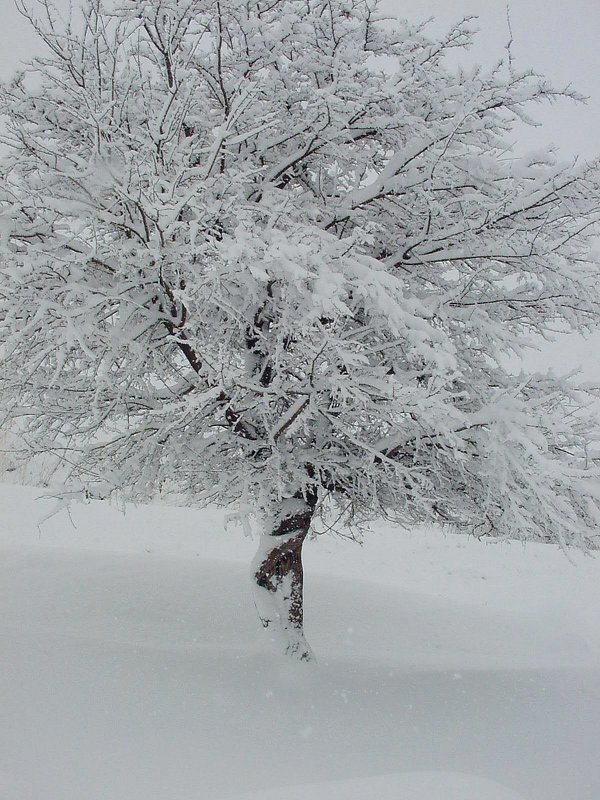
386,0,600,160
1,0,599,376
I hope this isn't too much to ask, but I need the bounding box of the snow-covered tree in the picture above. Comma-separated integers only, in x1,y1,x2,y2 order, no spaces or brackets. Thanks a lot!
1,0,600,659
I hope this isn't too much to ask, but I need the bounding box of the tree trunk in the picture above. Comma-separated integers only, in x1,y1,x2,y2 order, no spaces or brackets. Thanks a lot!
252,498,314,661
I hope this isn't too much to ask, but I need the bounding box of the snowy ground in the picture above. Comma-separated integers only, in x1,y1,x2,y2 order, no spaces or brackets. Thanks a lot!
1,482,599,800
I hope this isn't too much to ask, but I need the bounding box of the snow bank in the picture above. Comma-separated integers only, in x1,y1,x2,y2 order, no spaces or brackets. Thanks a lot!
1,483,599,800
232,772,528,800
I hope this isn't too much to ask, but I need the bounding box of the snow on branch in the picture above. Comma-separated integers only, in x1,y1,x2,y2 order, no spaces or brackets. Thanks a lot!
1,0,599,550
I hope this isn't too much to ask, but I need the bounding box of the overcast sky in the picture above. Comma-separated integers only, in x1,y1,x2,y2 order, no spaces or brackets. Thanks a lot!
1,0,599,376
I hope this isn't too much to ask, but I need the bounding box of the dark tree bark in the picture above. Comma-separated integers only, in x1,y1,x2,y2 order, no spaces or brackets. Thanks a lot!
252,492,316,661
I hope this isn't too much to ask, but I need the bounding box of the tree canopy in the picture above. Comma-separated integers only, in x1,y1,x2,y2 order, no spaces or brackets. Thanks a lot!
1,0,599,554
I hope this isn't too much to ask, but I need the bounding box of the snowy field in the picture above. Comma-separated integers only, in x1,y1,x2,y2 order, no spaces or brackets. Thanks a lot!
1,481,599,800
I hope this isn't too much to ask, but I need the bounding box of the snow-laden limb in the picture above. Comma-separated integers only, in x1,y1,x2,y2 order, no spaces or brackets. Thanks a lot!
1,0,600,655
